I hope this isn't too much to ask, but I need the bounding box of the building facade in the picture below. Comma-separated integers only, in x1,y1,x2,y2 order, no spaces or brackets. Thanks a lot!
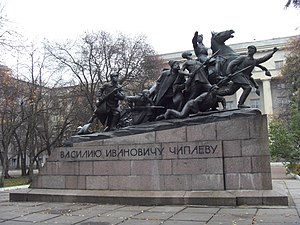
159,36,293,116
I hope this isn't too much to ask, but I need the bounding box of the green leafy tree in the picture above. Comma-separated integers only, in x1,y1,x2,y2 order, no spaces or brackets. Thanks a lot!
269,36,300,174
281,36,300,107
269,103,300,172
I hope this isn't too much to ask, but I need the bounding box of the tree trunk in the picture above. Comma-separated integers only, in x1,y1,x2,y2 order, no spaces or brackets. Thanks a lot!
4,157,10,179
16,154,20,169
21,152,27,176
0,152,5,187
0,171,4,187
2,151,11,179
28,152,35,183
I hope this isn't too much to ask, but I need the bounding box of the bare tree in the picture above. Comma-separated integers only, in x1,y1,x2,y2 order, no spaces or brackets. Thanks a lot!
285,0,300,9
45,31,163,118
0,66,25,186
11,43,77,181
0,3,21,62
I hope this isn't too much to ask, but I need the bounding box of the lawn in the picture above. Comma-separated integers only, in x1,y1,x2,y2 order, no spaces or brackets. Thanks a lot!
4,176,30,187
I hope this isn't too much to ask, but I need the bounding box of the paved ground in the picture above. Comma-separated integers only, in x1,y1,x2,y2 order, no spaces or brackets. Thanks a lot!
0,163,299,225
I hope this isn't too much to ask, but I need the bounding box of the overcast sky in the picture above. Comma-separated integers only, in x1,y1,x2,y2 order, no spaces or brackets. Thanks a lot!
3,0,300,54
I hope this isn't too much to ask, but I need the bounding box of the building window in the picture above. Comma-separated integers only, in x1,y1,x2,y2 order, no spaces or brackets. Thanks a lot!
226,101,234,109
277,97,288,107
250,98,260,108
275,60,284,69
277,83,286,89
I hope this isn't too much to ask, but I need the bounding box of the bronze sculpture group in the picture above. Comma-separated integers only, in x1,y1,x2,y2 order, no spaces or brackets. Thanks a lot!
78,30,278,134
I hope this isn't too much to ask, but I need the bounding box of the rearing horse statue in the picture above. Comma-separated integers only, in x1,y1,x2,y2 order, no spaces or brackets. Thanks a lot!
208,29,239,84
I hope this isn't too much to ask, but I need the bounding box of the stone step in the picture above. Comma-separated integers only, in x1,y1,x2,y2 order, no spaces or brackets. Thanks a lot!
10,181,288,206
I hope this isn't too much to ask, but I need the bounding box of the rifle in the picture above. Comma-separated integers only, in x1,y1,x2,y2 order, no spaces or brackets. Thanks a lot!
187,49,220,79
216,65,252,87
96,85,123,107
77,85,124,135
130,105,165,111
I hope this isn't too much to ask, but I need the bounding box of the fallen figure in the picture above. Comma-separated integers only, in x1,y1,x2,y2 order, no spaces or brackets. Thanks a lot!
156,85,226,120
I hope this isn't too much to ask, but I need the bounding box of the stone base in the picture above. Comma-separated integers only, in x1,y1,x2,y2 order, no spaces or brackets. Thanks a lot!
31,110,272,192
9,181,288,206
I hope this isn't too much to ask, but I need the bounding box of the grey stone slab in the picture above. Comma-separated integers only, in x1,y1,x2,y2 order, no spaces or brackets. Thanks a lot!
109,175,164,191
284,180,300,189
30,175,42,188
224,157,252,173
65,175,78,189
86,176,108,190
180,207,220,214
192,174,224,190
0,221,34,225
217,207,257,216
116,143,163,161
271,163,292,179
207,158,223,173
262,190,289,206
10,187,289,207
186,123,217,141
249,114,268,139
254,215,300,224
0,211,24,220
177,141,223,159
70,208,110,217
56,161,80,175
156,127,187,143
184,191,236,206
164,175,192,191
73,139,104,147
78,216,125,225
111,205,152,212
102,210,142,219
41,175,65,189
85,204,125,211
130,160,172,175
132,211,175,220
234,190,264,205
256,208,299,216
241,138,270,156
103,132,156,145
206,221,252,225
148,205,186,213
169,212,213,222
94,160,131,176
11,212,60,223
225,173,272,190
208,213,254,224
253,223,297,225
120,219,163,225
161,143,180,159
216,117,250,140
252,156,272,173
79,161,93,175
223,140,242,157
39,214,90,224
163,221,206,225
172,158,207,175
78,176,86,190
46,147,62,161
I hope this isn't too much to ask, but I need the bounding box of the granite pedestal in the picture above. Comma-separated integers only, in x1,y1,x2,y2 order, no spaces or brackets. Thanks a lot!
10,109,288,206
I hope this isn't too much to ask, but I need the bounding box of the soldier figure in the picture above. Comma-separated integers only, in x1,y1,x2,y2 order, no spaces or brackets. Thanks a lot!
218,46,278,108
94,72,126,131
